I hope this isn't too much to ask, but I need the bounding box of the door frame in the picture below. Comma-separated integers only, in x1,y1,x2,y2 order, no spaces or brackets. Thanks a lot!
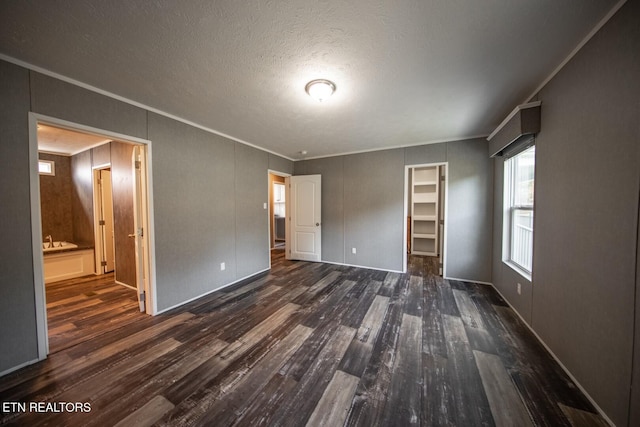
267,169,291,269
403,162,449,276
28,113,159,360
132,145,150,312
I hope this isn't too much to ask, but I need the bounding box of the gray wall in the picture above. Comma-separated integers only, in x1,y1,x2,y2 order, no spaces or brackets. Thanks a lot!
268,153,294,175
234,143,270,279
293,156,346,265
149,113,237,309
30,72,148,140
491,1,640,425
343,150,405,271
295,138,493,279
0,64,293,374
439,139,493,282
633,199,640,427
0,60,38,373
492,157,533,320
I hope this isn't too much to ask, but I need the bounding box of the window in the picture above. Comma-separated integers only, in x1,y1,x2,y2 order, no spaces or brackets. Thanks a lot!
38,160,55,176
504,145,535,276
273,182,286,218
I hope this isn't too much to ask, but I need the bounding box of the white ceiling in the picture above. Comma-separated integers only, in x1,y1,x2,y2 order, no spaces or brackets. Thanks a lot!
0,0,620,160
37,124,111,156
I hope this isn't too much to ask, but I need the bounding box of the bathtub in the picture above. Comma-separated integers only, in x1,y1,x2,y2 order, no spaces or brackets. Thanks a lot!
42,241,78,252
43,242,95,283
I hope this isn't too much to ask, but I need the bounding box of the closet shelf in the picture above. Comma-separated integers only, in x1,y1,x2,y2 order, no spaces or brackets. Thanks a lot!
413,233,436,239
413,215,437,221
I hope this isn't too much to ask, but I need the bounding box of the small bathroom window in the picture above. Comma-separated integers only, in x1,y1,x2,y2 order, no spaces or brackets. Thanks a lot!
38,160,55,176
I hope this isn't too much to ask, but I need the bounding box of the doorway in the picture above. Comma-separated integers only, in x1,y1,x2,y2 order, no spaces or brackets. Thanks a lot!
405,163,448,276
29,114,157,358
269,173,287,250
94,167,116,274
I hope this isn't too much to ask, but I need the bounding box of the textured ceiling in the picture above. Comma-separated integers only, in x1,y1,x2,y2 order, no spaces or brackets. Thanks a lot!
0,0,620,160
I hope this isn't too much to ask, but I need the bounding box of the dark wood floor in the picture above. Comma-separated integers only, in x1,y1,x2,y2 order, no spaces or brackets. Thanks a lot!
46,273,142,354
0,251,608,426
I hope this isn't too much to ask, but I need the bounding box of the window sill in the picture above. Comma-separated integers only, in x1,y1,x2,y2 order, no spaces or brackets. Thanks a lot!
503,261,532,282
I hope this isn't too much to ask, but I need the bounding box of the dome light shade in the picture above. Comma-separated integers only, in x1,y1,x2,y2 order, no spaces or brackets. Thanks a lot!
305,79,336,102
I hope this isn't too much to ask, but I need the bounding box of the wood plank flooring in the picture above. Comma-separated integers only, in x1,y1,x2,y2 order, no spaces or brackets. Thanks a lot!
0,251,608,426
45,273,143,354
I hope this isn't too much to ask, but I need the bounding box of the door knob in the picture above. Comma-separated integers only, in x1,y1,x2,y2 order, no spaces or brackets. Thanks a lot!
128,233,137,238
316,223,320,226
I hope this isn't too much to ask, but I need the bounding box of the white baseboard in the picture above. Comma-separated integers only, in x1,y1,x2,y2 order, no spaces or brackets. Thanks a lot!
488,284,615,427
444,276,493,286
0,357,41,378
115,280,137,291
155,268,270,315
320,259,404,274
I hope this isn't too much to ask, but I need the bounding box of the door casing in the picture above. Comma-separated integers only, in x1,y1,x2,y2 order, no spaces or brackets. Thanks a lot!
403,162,449,276
28,112,158,360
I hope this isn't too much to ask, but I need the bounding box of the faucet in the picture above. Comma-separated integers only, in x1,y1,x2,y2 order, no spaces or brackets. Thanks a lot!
45,235,53,248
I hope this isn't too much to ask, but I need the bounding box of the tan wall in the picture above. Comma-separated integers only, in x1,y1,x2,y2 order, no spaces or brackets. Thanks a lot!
39,153,73,242
70,150,95,245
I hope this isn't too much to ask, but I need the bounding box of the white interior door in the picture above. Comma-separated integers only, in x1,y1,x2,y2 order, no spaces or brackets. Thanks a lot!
131,146,146,312
286,175,321,262
99,169,116,273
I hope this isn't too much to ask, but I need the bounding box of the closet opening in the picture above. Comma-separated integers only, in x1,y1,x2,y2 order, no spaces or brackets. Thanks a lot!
405,163,448,276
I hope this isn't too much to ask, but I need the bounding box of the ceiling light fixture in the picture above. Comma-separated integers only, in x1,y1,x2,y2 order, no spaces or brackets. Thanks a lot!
305,79,336,102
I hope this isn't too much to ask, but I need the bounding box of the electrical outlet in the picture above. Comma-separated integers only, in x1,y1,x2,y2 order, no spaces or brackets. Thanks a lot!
263,202,267,209
221,262,226,271
517,283,521,295
352,247,357,254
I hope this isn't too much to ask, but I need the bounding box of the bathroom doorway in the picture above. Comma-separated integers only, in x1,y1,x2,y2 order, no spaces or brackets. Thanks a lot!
29,114,157,357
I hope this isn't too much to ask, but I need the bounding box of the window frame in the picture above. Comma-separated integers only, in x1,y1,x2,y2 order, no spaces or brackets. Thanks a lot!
503,144,535,279
38,159,55,176
273,182,286,218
